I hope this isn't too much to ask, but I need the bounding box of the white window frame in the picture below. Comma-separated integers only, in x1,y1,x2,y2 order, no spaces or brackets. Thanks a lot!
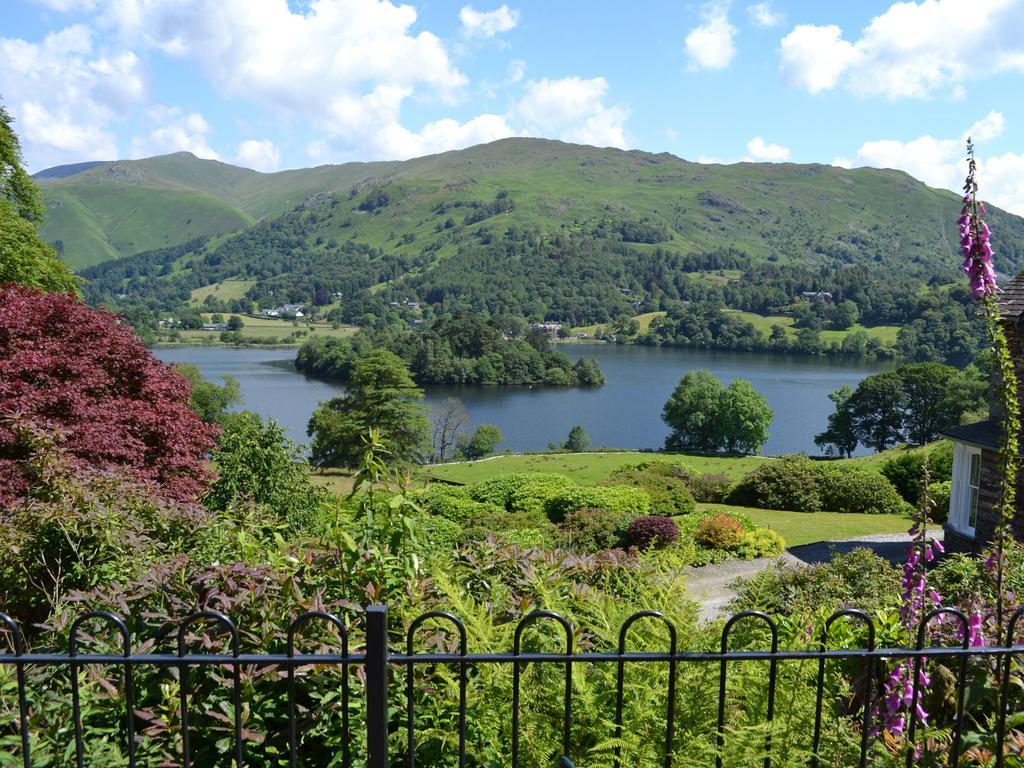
948,443,981,538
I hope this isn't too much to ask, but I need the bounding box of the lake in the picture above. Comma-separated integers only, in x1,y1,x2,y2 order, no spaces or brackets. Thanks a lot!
154,344,893,456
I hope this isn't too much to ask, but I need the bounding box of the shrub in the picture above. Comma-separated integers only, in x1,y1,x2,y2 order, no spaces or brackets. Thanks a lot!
728,548,901,616
0,285,218,505
730,456,911,515
688,472,733,503
508,473,577,516
206,411,329,533
544,485,650,523
928,480,952,523
625,515,681,550
737,528,786,559
694,513,746,551
458,507,556,547
728,456,824,512
605,462,695,516
419,484,501,524
555,507,634,553
880,444,954,505
416,515,462,551
468,473,570,509
818,465,912,516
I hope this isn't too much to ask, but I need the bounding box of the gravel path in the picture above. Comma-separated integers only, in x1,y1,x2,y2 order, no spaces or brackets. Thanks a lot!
688,531,943,623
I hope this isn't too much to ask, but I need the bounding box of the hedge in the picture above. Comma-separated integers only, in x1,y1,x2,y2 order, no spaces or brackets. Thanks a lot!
543,485,651,523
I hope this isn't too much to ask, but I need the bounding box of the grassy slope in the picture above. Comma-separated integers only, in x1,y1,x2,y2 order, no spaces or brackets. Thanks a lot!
43,139,1024,283
420,451,772,485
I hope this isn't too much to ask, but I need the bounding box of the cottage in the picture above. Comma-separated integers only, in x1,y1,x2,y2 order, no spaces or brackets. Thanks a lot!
801,291,833,302
529,322,563,335
941,273,1024,552
202,322,227,331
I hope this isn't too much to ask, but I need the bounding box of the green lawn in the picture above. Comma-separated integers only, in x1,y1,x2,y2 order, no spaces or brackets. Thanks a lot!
190,279,256,304
693,503,912,547
420,451,773,485
175,315,358,346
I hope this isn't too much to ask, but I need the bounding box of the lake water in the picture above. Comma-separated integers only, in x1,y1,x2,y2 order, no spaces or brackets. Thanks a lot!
154,344,893,456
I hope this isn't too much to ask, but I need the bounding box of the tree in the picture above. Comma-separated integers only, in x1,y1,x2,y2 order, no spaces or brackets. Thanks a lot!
848,371,906,451
662,370,726,452
458,424,503,460
174,363,241,426
430,397,468,463
205,411,327,532
718,379,773,454
0,103,79,295
227,314,245,331
897,362,978,445
0,285,218,505
307,350,429,469
815,385,858,458
564,425,592,452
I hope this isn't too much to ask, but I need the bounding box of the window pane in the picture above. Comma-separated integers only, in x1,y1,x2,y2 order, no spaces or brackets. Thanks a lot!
970,452,981,487
969,491,979,529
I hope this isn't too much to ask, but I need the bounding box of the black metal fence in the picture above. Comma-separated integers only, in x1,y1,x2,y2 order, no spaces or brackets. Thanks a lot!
1,605,1023,768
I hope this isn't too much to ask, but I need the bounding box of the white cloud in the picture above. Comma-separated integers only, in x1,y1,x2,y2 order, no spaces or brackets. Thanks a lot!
684,4,737,70
514,76,629,148
746,1,784,28
745,136,790,161
779,24,860,93
665,127,679,142
130,105,219,159
851,111,1024,214
0,24,143,168
831,156,853,169
31,0,96,11
779,0,1024,99
459,5,520,38
967,110,1006,142
507,58,526,83
235,139,281,172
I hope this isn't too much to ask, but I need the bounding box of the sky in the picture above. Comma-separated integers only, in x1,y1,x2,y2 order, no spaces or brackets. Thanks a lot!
3,0,1024,212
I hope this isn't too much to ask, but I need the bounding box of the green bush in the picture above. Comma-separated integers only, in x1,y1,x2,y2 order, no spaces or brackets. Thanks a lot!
728,548,901,616
418,484,502,523
458,506,556,547
929,480,951,523
555,507,634,553
605,462,696,516
687,472,733,503
728,456,824,511
508,473,577,516
416,515,462,551
694,513,746,550
730,456,911,515
818,465,912,515
737,528,786,559
544,485,650,523
880,443,954,505
468,472,572,511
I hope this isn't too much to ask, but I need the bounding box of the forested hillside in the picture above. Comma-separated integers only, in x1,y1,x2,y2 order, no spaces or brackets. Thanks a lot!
65,138,1024,363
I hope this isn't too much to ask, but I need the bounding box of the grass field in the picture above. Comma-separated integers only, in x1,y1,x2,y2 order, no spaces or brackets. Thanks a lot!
174,315,358,345
693,503,911,547
724,310,900,346
420,451,773,485
190,279,256,304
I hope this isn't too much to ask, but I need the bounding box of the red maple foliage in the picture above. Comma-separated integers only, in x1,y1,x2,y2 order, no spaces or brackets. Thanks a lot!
0,285,218,505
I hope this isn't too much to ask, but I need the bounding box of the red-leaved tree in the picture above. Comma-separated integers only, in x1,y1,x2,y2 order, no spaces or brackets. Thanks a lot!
0,285,218,505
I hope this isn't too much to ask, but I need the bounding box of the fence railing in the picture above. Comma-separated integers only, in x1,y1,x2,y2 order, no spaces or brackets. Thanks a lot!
1,605,1023,768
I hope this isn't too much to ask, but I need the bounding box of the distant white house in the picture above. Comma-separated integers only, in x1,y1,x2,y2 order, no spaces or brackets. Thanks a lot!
202,323,227,331
529,322,563,335
260,303,305,318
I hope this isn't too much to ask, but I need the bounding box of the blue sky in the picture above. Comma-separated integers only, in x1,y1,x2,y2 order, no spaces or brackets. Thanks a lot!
3,0,1024,211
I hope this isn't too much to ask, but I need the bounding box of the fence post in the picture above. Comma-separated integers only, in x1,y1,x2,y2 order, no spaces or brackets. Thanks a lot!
366,604,390,768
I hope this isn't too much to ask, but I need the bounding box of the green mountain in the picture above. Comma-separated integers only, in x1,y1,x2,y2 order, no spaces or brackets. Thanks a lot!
72,138,1024,338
